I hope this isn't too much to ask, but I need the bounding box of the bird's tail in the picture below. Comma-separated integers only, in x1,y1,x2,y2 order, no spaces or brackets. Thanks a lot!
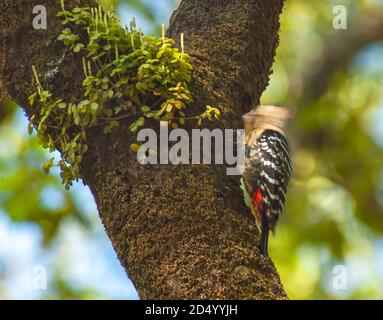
260,213,269,257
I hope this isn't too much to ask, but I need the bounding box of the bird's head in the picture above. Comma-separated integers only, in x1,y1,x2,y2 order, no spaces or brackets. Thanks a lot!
243,105,295,145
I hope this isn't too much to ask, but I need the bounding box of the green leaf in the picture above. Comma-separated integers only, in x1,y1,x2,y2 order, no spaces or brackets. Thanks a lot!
28,93,37,106
58,102,67,109
28,122,34,135
141,106,151,113
103,44,112,51
91,102,99,110
73,43,84,53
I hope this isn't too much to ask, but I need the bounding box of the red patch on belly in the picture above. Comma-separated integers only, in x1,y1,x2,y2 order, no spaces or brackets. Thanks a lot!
251,188,263,222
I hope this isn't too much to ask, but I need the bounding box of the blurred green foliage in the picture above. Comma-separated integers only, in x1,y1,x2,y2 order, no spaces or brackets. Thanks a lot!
0,100,89,245
1,0,383,299
263,0,383,299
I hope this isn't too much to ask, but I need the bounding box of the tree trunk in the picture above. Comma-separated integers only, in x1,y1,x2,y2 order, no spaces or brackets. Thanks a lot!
0,0,287,299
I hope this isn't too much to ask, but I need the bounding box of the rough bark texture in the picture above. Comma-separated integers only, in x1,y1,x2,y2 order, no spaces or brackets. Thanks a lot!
0,0,287,299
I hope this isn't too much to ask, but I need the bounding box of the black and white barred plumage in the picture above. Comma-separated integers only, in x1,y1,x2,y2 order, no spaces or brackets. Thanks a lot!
244,130,292,228
242,106,293,257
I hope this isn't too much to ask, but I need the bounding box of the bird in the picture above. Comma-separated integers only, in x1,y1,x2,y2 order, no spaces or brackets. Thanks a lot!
242,105,294,257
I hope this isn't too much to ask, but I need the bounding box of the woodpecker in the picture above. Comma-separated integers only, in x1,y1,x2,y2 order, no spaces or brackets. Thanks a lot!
242,105,293,257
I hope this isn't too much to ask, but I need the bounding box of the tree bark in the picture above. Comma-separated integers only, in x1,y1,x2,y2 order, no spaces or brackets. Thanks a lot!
0,0,287,299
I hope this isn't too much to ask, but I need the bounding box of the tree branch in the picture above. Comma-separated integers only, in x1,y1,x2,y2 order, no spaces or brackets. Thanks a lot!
0,0,287,299
303,7,383,102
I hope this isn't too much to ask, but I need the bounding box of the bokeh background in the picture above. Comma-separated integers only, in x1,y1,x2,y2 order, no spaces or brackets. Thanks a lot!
1,0,383,299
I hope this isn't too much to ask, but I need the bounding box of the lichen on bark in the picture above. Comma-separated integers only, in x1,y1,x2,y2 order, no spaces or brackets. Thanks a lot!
0,0,287,299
